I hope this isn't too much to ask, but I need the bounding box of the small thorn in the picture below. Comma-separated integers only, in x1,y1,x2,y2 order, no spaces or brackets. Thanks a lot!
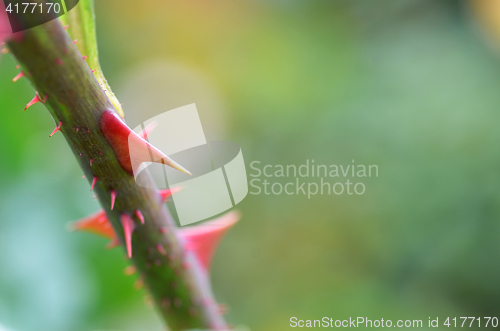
23,95,41,111
124,265,136,276
55,58,64,65
135,210,144,224
42,95,48,103
49,121,62,137
76,128,79,132
110,190,116,210
90,177,98,191
12,71,24,82
73,39,78,44
159,227,166,234
79,153,82,156
156,244,166,255
81,175,86,179
90,158,93,166
82,55,88,60
121,214,135,258
15,65,20,69
64,24,69,29
91,70,96,73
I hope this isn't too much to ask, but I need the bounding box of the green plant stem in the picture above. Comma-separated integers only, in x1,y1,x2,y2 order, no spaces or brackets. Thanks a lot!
7,5,227,331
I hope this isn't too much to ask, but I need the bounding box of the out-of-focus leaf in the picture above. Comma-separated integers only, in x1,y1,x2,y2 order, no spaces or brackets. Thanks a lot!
59,0,125,117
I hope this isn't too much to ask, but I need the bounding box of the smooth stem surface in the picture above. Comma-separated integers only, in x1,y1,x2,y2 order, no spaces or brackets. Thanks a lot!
7,6,227,330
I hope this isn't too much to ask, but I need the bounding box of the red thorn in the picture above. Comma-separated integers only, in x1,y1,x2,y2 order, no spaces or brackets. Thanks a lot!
81,175,86,179
55,58,64,65
159,227,166,234
82,55,88,60
12,71,25,82
63,25,69,30
135,210,144,224
49,121,62,137
23,95,41,111
179,210,241,271
42,95,48,103
73,39,78,44
90,176,98,191
160,186,183,202
70,210,115,239
100,110,191,175
90,158,93,166
91,70,96,73
121,214,135,258
76,128,79,132
156,244,167,255
15,65,20,69
110,190,116,210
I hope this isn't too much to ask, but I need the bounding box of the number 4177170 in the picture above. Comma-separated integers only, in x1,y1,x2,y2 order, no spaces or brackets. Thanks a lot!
5,2,62,14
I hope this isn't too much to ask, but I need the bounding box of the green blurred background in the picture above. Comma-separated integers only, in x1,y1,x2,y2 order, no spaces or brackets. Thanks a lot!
2,0,500,330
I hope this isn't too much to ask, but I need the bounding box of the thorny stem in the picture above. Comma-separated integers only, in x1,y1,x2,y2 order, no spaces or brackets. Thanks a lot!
7,4,228,330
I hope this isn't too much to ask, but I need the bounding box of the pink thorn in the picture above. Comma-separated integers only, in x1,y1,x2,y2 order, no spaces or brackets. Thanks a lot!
15,65,20,69
73,39,78,44
135,210,144,224
63,25,69,30
49,121,62,137
81,175,86,179
12,71,25,82
120,214,135,258
179,211,241,271
82,55,88,60
42,95,48,103
23,95,41,111
160,186,183,202
110,190,116,210
55,58,64,65
90,158,93,166
90,176,98,191
156,244,167,255
76,128,79,132
91,70,96,73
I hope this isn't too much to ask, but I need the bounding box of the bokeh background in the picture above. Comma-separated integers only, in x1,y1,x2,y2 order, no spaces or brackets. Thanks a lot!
2,0,500,330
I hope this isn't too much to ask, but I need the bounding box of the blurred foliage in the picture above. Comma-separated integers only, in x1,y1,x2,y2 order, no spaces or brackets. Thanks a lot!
2,0,500,330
